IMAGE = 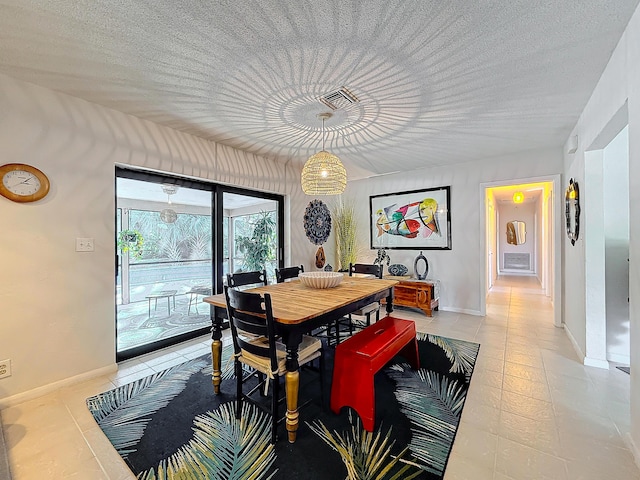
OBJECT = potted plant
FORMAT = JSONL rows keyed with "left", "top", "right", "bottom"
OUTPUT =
{"left": 117, "top": 229, "right": 144, "bottom": 259}
{"left": 235, "top": 211, "right": 276, "bottom": 271}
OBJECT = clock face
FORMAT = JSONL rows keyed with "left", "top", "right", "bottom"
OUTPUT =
{"left": 0, "top": 163, "right": 50, "bottom": 202}
{"left": 3, "top": 170, "right": 41, "bottom": 196}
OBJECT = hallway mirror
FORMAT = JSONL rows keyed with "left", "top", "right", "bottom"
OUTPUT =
{"left": 506, "top": 220, "right": 526, "bottom": 245}
{"left": 565, "top": 178, "right": 580, "bottom": 246}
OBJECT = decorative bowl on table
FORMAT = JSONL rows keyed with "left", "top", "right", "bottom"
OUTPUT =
{"left": 298, "top": 271, "right": 343, "bottom": 289}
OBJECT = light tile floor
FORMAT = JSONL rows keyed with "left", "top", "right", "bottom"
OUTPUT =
{"left": 1, "top": 275, "right": 639, "bottom": 479}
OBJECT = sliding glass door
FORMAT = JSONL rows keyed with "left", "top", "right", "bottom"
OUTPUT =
{"left": 222, "top": 191, "right": 280, "bottom": 284}
{"left": 115, "top": 168, "right": 284, "bottom": 361}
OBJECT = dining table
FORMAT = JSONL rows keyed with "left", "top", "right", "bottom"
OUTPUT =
{"left": 203, "top": 274, "right": 399, "bottom": 443}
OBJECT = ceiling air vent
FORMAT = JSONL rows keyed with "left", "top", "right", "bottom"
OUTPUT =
{"left": 319, "top": 87, "right": 359, "bottom": 110}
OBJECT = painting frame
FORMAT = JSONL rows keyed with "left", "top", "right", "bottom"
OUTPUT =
{"left": 370, "top": 186, "right": 452, "bottom": 250}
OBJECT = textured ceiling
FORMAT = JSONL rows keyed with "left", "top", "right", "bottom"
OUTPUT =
{"left": 1, "top": 1, "right": 638, "bottom": 180}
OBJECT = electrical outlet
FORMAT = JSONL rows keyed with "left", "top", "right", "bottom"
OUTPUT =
{"left": 76, "top": 237, "right": 95, "bottom": 252}
{"left": 0, "top": 359, "right": 11, "bottom": 379}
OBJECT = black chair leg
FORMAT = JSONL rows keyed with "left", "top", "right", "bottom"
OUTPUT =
{"left": 258, "top": 372, "right": 267, "bottom": 396}
{"left": 235, "top": 361, "right": 243, "bottom": 419}
{"left": 319, "top": 351, "right": 325, "bottom": 410}
{"left": 271, "top": 377, "right": 279, "bottom": 444}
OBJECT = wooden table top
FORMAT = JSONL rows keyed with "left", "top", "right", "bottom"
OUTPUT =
{"left": 203, "top": 276, "right": 398, "bottom": 325}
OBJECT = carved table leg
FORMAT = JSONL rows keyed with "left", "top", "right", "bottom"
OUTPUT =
{"left": 285, "top": 344, "right": 300, "bottom": 443}
{"left": 285, "top": 370, "right": 300, "bottom": 443}
{"left": 211, "top": 309, "right": 224, "bottom": 394}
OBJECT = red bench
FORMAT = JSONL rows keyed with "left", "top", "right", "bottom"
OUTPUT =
{"left": 330, "top": 316, "right": 420, "bottom": 431}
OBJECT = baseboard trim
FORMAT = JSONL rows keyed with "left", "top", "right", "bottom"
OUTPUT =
{"left": 564, "top": 325, "right": 586, "bottom": 361}
{"left": 499, "top": 270, "right": 535, "bottom": 276}
{"left": 584, "top": 356, "right": 610, "bottom": 369}
{"left": 625, "top": 432, "right": 640, "bottom": 471}
{"left": 392, "top": 305, "right": 483, "bottom": 317}
{"left": 563, "top": 325, "right": 610, "bottom": 369}
{"left": 0, "top": 364, "right": 117, "bottom": 409}
{"left": 606, "top": 352, "right": 630, "bottom": 364}
{"left": 438, "top": 306, "right": 483, "bottom": 316}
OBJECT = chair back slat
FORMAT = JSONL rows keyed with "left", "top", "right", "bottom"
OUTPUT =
{"left": 275, "top": 265, "right": 304, "bottom": 283}
{"left": 233, "top": 312, "right": 268, "bottom": 335}
{"left": 349, "top": 263, "right": 383, "bottom": 279}
{"left": 224, "top": 286, "right": 278, "bottom": 370}
{"left": 227, "top": 270, "right": 268, "bottom": 289}
{"left": 235, "top": 333, "right": 270, "bottom": 358}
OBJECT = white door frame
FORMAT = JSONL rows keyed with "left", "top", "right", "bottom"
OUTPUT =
{"left": 582, "top": 104, "right": 629, "bottom": 369}
{"left": 479, "top": 175, "right": 562, "bottom": 328}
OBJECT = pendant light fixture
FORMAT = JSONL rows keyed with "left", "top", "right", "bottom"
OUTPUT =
{"left": 301, "top": 112, "right": 347, "bottom": 195}
{"left": 160, "top": 184, "right": 178, "bottom": 223}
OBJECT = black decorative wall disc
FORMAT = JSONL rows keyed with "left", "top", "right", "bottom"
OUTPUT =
{"left": 304, "top": 199, "right": 332, "bottom": 245}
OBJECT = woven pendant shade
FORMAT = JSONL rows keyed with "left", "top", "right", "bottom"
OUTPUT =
{"left": 301, "top": 150, "right": 347, "bottom": 195}
{"left": 301, "top": 113, "right": 347, "bottom": 195}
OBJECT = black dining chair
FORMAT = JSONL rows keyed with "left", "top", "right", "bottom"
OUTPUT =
{"left": 227, "top": 269, "right": 268, "bottom": 289}
{"left": 329, "top": 263, "right": 383, "bottom": 345}
{"left": 224, "top": 286, "right": 323, "bottom": 444}
{"left": 343, "top": 263, "right": 383, "bottom": 333}
{"left": 275, "top": 265, "right": 304, "bottom": 283}
{"left": 349, "top": 263, "right": 383, "bottom": 280}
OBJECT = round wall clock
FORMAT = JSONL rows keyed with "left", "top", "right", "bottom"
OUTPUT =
{"left": 0, "top": 163, "right": 50, "bottom": 203}
{"left": 303, "top": 199, "right": 332, "bottom": 245}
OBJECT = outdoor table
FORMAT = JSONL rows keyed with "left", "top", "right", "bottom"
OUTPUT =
{"left": 146, "top": 290, "right": 177, "bottom": 317}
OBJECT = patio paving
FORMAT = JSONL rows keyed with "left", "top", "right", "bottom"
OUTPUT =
{"left": 117, "top": 293, "right": 212, "bottom": 352}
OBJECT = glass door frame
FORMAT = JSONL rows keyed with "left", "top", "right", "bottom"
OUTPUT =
{"left": 213, "top": 184, "right": 285, "bottom": 295}
{"left": 115, "top": 167, "right": 284, "bottom": 361}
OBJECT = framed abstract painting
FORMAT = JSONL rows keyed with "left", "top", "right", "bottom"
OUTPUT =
{"left": 370, "top": 186, "right": 452, "bottom": 250}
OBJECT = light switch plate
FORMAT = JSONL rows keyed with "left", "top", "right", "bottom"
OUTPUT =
{"left": 76, "top": 237, "right": 94, "bottom": 252}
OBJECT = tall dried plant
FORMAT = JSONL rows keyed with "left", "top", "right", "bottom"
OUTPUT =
{"left": 332, "top": 198, "right": 359, "bottom": 271}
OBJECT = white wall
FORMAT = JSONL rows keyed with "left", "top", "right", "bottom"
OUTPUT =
{"left": 497, "top": 202, "right": 536, "bottom": 273}
{"left": 0, "top": 73, "right": 317, "bottom": 403}
{"left": 344, "top": 150, "right": 562, "bottom": 315}
{"left": 563, "top": 2, "right": 640, "bottom": 461}
{"left": 604, "top": 126, "right": 630, "bottom": 363}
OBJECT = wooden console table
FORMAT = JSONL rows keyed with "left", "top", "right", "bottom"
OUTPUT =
{"left": 383, "top": 276, "right": 439, "bottom": 317}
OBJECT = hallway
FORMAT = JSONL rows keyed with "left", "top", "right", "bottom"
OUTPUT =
{"left": 1, "top": 275, "right": 638, "bottom": 479}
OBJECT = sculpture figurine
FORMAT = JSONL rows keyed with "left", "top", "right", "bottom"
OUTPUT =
{"left": 373, "top": 248, "right": 390, "bottom": 275}
{"left": 414, "top": 251, "right": 429, "bottom": 280}
{"left": 315, "top": 246, "right": 326, "bottom": 268}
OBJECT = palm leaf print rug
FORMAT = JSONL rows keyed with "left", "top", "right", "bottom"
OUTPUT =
{"left": 87, "top": 332, "right": 479, "bottom": 479}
